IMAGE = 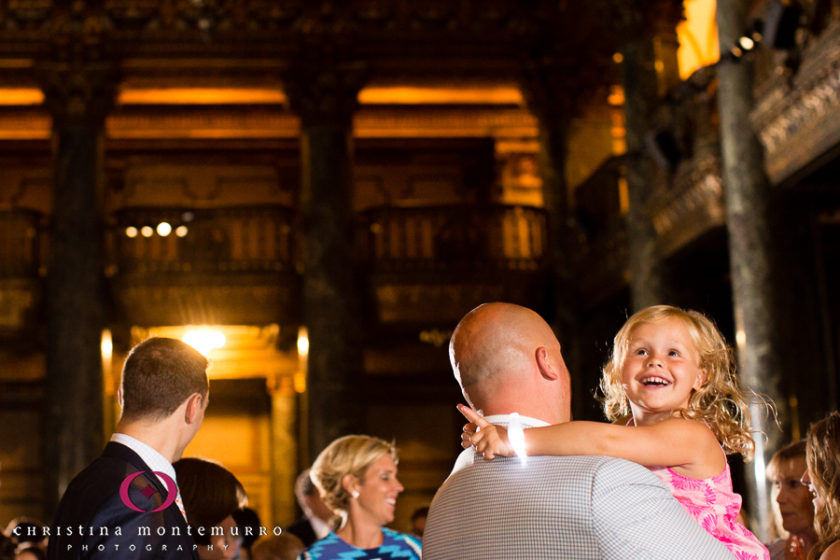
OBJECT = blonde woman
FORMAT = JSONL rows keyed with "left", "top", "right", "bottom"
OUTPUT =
{"left": 462, "top": 304, "right": 768, "bottom": 559}
{"left": 299, "top": 435, "right": 420, "bottom": 560}
{"left": 803, "top": 411, "right": 840, "bottom": 560}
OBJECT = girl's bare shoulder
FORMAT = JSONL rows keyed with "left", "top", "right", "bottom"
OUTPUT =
{"left": 819, "top": 540, "right": 840, "bottom": 560}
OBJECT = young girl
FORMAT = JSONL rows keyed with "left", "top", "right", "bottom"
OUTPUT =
{"left": 460, "top": 304, "right": 769, "bottom": 560}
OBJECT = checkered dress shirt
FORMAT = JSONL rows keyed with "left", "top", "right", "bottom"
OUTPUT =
{"left": 423, "top": 415, "right": 736, "bottom": 560}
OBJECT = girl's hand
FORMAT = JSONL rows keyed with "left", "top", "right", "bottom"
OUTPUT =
{"left": 457, "top": 404, "right": 515, "bottom": 460}
{"left": 461, "top": 422, "right": 478, "bottom": 449}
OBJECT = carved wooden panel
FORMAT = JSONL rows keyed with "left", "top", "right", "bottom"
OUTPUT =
{"left": 752, "top": 20, "right": 840, "bottom": 184}
{"left": 649, "top": 150, "right": 726, "bottom": 257}
{"left": 112, "top": 163, "right": 291, "bottom": 209}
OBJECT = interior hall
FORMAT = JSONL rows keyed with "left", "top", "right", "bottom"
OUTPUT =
{"left": 0, "top": 0, "right": 837, "bottom": 543}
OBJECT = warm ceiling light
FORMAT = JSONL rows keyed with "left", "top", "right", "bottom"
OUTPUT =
{"left": 0, "top": 88, "right": 44, "bottom": 105}
{"left": 125, "top": 226, "right": 138, "bottom": 238}
{"left": 118, "top": 87, "right": 287, "bottom": 105}
{"left": 140, "top": 226, "right": 154, "bottom": 237}
{"left": 175, "top": 225, "right": 189, "bottom": 237}
{"left": 182, "top": 328, "right": 226, "bottom": 357}
{"left": 739, "top": 36, "right": 755, "bottom": 51}
{"left": 358, "top": 86, "right": 523, "bottom": 105}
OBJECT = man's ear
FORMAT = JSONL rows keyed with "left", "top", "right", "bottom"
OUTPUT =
{"left": 184, "top": 392, "right": 205, "bottom": 424}
{"left": 535, "top": 346, "right": 560, "bottom": 380}
{"left": 117, "top": 387, "right": 124, "bottom": 408}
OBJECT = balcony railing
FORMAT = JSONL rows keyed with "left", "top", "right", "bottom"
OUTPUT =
{"left": 357, "top": 204, "right": 548, "bottom": 274}
{"left": 108, "top": 205, "right": 298, "bottom": 276}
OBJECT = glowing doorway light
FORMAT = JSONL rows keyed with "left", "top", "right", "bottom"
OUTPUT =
{"left": 297, "top": 327, "right": 309, "bottom": 358}
{"left": 101, "top": 330, "right": 113, "bottom": 360}
{"left": 182, "top": 328, "right": 226, "bottom": 357}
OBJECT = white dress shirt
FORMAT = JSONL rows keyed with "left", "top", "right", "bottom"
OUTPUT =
{"left": 110, "top": 432, "right": 187, "bottom": 521}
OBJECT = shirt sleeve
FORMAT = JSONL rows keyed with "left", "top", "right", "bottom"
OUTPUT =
{"left": 591, "top": 458, "right": 736, "bottom": 560}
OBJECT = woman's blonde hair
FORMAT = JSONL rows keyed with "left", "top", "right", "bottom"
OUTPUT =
{"left": 806, "top": 411, "right": 840, "bottom": 560}
{"left": 600, "top": 304, "right": 755, "bottom": 460}
{"left": 309, "top": 434, "right": 397, "bottom": 514}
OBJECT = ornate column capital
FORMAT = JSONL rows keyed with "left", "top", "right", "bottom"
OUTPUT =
{"left": 33, "top": 1, "right": 119, "bottom": 129}
{"left": 35, "top": 59, "right": 120, "bottom": 129}
{"left": 609, "top": 0, "right": 684, "bottom": 42}
{"left": 283, "top": 49, "right": 368, "bottom": 128}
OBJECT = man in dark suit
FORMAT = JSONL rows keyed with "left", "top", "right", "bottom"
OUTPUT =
{"left": 283, "top": 469, "right": 334, "bottom": 547}
{"left": 47, "top": 337, "right": 210, "bottom": 559}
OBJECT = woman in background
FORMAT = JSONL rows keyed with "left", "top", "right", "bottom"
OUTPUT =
{"left": 174, "top": 457, "right": 248, "bottom": 560}
{"left": 298, "top": 435, "right": 420, "bottom": 560}
{"left": 766, "top": 440, "right": 817, "bottom": 560}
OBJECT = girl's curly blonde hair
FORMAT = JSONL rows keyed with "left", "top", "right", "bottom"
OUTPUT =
{"left": 599, "top": 304, "right": 755, "bottom": 460}
{"left": 806, "top": 411, "right": 840, "bottom": 560}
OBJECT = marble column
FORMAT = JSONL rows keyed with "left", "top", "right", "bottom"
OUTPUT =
{"left": 716, "top": 0, "right": 785, "bottom": 541}
{"left": 285, "top": 59, "right": 366, "bottom": 462}
{"left": 36, "top": 58, "right": 118, "bottom": 511}
{"left": 620, "top": 38, "right": 669, "bottom": 310}
{"left": 519, "top": 66, "right": 583, "bottom": 418}
{"left": 268, "top": 376, "right": 298, "bottom": 526}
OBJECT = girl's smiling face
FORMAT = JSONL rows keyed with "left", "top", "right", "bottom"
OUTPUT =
{"left": 620, "top": 317, "right": 706, "bottom": 423}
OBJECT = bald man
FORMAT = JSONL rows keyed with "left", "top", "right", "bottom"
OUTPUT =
{"left": 423, "top": 303, "right": 734, "bottom": 560}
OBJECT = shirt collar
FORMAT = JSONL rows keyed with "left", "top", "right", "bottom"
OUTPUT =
{"left": 110, "top": 432, "right": 178, "bottom": 487}
{"left": 307, "top": 512, "right": 332, "bottom": 540}
{"left": 482, "top": 413, "right": 550, "bottom": 428}
{"left": 449, "top": 413, "right": 550, "bottom": 475}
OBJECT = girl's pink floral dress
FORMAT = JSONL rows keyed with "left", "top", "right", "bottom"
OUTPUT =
{"left": 649, "top": 461, "right": 770, "bottom": 560}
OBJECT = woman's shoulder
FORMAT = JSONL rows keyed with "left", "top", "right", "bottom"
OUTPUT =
{"left": 382, "top": 528, "right": 422, "bottom": 557}
{"left": 819, "top": 540, "right": 840, "bottom": 560}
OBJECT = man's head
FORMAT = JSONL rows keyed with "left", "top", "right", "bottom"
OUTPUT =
{"left": 294, "top": 468, "right": 334, "bottom": 523}
{"left": 449, "top": 302, "right": 570, "bottom": 423}
{"left": 119, "top": 337, "right": 209, "bottom": 423}
{"left": 410, "top": 506, "right": 429, "bottom": 538}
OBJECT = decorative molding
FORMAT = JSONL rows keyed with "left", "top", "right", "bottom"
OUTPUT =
{"left": 752, "top": 20, "right": 840, "bottom": 184}
{"left": 115, "top": 275, "right": 299, "bottom": 327}
{"left": 373, "top": 277, "right": 542, "bottom": 324}
{"left": 649, "top": 150, "right": 725, "bottom": 256}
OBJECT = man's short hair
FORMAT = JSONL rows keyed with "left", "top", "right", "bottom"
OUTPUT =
{"left": 120, "top": 337, "right": 209, "bottom": 422}
{"left": 294, "top": 469, "right": 317, "bottom": 507}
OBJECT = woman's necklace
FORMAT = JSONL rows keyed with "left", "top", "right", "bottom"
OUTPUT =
{"left": 787, "top": 535, "right": 808, "bottom": 560}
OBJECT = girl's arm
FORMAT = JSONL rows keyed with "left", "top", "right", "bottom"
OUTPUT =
{"left": 458, "top": 404, "right": 725, "bottom": 478}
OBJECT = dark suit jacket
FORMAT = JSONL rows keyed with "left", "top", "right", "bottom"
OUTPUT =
{"left": 284, "top": 517, "right": 318, "bottom": 548}
{"left": 47, "top": 442, "right": 197, "bottom": 560}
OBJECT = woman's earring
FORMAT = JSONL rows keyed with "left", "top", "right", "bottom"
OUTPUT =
{"left": 351, "top": 490, "right": 360, "bottom": 499}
